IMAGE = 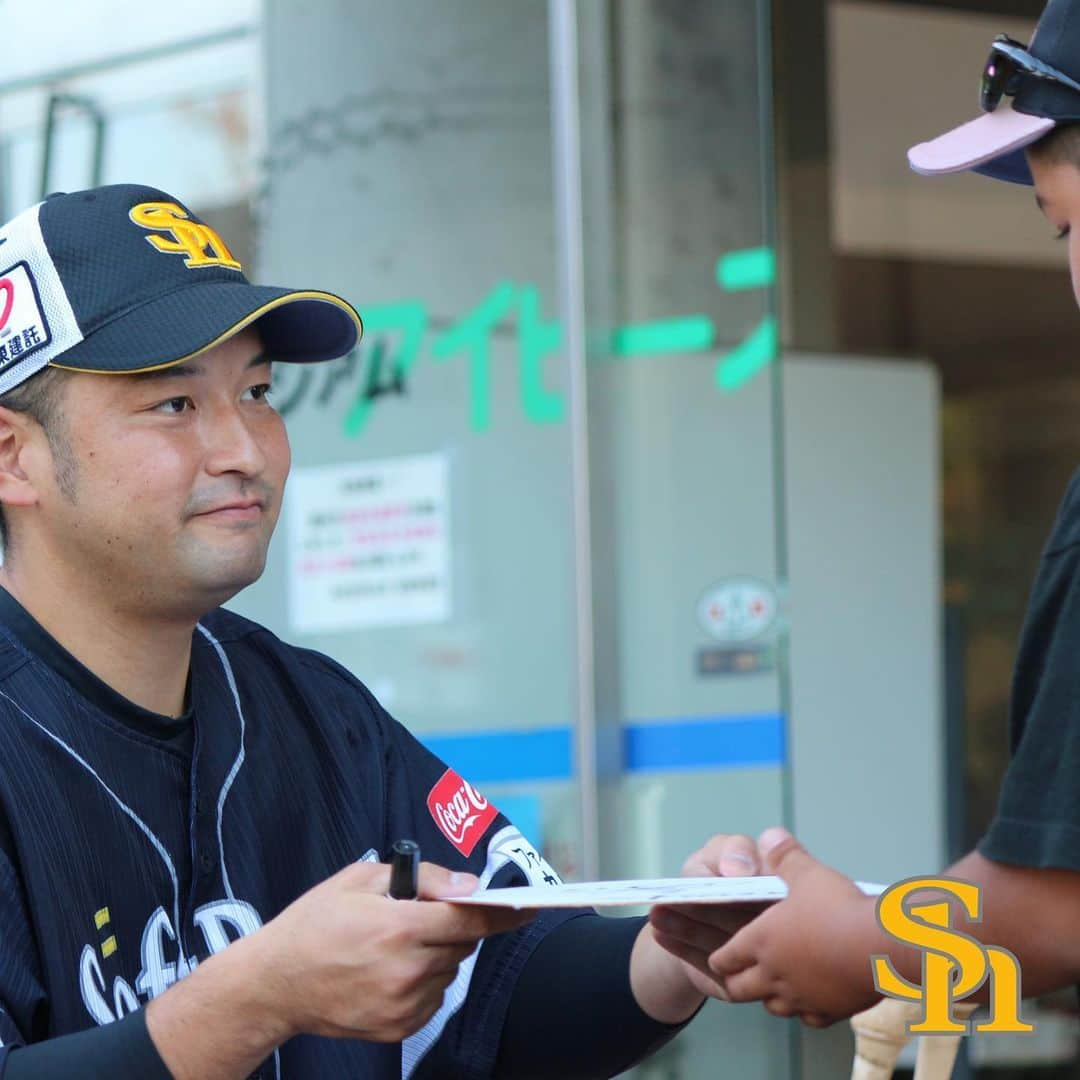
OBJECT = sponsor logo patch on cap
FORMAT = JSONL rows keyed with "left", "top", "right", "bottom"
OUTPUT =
{"left": 0, "top": 262, "right": 50, "bottom": 372}
{"left": 427, "top": 768, "right": 498, "bottom": 857}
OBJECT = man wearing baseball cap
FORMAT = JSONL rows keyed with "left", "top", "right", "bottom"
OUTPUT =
{"left": 0, "top": 183, "right": 754, "bottom": 1078}
{"left": 661, "top": 0, "right": 1080, "bottom": 1027}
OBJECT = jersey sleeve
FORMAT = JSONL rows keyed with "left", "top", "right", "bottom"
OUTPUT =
{"left": 0, "top": 1011, "right": 172, "bottom": 1080}
{"left": 0, "top": 1011, "right": 24, "bottom": 1077}
{"left": 354, "top": 683, "right": 589, "bottom": 1080}
{"left": 493, "top": 914, "right": 696, "bottom": 1079}
{"left": 978, "top": 536, "right": 1080, "bottom": 871}
{"left": 0, "top": 834, "right": 46, "bottom": 1069}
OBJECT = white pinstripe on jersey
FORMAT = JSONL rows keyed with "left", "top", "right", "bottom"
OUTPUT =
{"left": 0, "top": 685, "right": 188, "bottom": 972}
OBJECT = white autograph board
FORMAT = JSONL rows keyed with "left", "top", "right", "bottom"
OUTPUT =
{"left": 444, "top": 875, "right": 885, "bottom": 909}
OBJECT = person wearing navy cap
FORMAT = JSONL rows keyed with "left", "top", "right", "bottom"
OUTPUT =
{"left": 656, "top": 0, "right": 1080, "bottom": 1028}
{"left": 0, "top": 184, "right": 759, "bottom": 1078}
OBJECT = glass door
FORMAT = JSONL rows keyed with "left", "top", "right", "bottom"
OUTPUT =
{"left": 245, "top": 1, "right": 792, "bottom": 1075}
{"left": 565, "top": 2, "right": 793, "bottom": 1076}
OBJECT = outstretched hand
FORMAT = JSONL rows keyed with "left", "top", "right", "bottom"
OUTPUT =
{"left": 646, "top": 832, "right": 768, "bottom": 1003}
{"left": 707, "top": 827, "right": 880, "bottom": 1025}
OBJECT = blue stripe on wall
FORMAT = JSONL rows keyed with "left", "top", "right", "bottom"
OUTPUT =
{"left": 421, "top": 712, "right": 785, "bottom": 784}
{"left": 421, "top": 727, "right": 573, "bottom": 784}
{"left": 624, "top": 713, "right": 785, "bottom": 773}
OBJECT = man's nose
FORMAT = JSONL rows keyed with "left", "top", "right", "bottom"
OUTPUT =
{"left": 203, "top": 404, "right": 267, "bottom": 477}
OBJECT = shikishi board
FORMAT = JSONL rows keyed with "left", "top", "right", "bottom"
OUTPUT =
{"left": 444, "top": 875, "right": 885, "bottom": 909}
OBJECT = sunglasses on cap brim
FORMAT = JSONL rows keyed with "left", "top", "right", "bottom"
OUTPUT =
{"left": 981, "top": 34, "right": 1080, "bottom": 112}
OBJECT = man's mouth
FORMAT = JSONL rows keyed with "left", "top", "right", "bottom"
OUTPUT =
{"left": 193, "top": 499, "right": 266, "bottom": 522}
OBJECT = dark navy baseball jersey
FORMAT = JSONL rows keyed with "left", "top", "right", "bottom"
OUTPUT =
{"left": 0, "top": 588, "right": 581, "bottom": 1079}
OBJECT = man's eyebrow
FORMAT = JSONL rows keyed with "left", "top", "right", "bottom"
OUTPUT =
{"left": 130, "top": 362, "right": 203, "bottom": 382}
{"left": 128, "top": 353, "right": 271, "bottom": 382}
{"left": 1036, "top": 193, "right": 1049, "bottom": 213}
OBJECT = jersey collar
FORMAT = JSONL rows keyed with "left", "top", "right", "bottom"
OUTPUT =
{"left": 0, "top": 586, "right": 194, "bottom": 745}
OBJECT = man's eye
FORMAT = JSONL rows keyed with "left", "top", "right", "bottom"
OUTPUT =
{"left": 1057, "top": 224, "right": 1071, "bottom": 241}
{"left": 244, "top": 383, "right": 273, "bottom": 402}
{"left": 156, "top": 396, "right": 192, "bottom": 414}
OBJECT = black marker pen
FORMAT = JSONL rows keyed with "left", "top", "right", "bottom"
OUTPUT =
{"left": 388, "top": 839, "right": 420, "bottom": 900}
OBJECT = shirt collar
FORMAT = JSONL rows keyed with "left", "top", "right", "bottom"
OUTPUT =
{"left": 0, "top": 585, "right": 194, "bottom": 742}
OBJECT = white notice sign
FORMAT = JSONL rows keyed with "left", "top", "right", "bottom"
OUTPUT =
{"left": 288, "top": 454, "right": 450, "bottom": 632}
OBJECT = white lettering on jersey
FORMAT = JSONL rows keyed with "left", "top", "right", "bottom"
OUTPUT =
{"left": 79, "top": 898, "right": 263, "bottom": 1025}
{"left": 78, "top": 946, "right": 115, "bottom": 1027}
{"left": 113, "top": 978, "right": 139, "bottom": 1019}
{"left": 193, "top": 900, "right": 262, "bottom": 953}
{"left": 135, "top": 906, "right": 183, "bottom": 1001}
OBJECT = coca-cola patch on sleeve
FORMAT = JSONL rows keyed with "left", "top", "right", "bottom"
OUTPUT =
{"left": 427, "top": 768, "right": 499, "bottom": 857}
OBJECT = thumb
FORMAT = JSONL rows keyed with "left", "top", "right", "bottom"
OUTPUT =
{"left": 758, "top": 827, "right": 813, "bottom": 881}
{"left": 417, "top": 861, "right": 479, "bottom": 900}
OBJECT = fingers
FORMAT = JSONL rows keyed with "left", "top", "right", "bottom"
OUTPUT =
{"left": 766, "top": 998, "right": 840, "bottom": 1025}
{"left": 765, "top": 997, "right": 796, "bottom": 1019}
{"left": 340, "top": 859, "right": 534, "bottom": 944}
{"left": 412, "top": 902, "right": 537, "bottom": 946}
{"left": 710, "top": 950, "right": 800, "bottom": 1013}
{"left": 340, "top": 859, "right": 481, "bottom": 901}
{"left": 757, "top": 827, "right": 813, "bottom": 881}
{"left": 718, "top": 964, "right": 775, "bottom": 1004}
{"left": 708, "top": 924, "right": 758, "bottom": 981}
{"left": 650, "top": 906, "right": 735, "bottom": 949}
{"left": 418, "top": 945, "right": 476, "bottom": 984}
{"left": 651, "top": 928, "right": 731, "bottom": 1002}
{"left": 683, "top": 833, "right": 760, "bottom": 878}
{"left": 436, "top": 940, "right": 480, "bottom": 968}
{"left": 457, "top": 905, "right": 537, "bottom": 939}
{"left": 657, "top": 901, "right": 768, "bottom": 934}
{"left": 649, "top": 927, "right": 707, "bottom": 971}
{"left": 340, "top": 860, "right": 392, "bottom": 894}
{"left": 416, "top": 862, "right": 479, "bottom": 900}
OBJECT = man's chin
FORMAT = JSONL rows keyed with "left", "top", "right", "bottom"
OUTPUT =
{"left": 199, "top": 574, "right": 263, "bottom": 610}
{"left": 179, "top": 553, "right": 269, "bottom": 614}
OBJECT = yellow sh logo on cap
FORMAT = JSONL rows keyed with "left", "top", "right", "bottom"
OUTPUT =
{"left": 129, "top": 202, "right": 241, "bottom": 271}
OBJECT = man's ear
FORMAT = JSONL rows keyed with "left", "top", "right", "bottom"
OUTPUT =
{"left": 0, "top": 406, "right": 41, "bottom": 510}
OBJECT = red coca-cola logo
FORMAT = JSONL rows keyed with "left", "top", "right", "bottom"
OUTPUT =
{"left": 426, "top": 769, "right": 498, "bottom": 857}
{"left": 0, "top": 280, "right": 13, "bottom": 331}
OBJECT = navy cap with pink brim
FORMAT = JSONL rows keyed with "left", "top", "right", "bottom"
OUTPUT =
{"left": 907, "top": 100, "right": 1055, "bottom": 185}
{"left": 907, "top": 0, "right": 1080, "bottom": 185}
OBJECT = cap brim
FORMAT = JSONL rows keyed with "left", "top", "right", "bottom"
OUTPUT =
{"left": 907, "top": 101, "right": 1055, "bottom": 186}
{"left": 49, "top": 280, "right": 363, "bottom": 375}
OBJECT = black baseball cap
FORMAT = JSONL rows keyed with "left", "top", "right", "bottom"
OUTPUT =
{"left": 908, "top": 0, "right": 1080, "bottom": 184}
{"left": 0, "top": 183, "right": 362, "bottom": 396}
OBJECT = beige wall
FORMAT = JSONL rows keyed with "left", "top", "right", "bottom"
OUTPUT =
{"left": 830, "top": 0, "right": 1060, "bottom": 265}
